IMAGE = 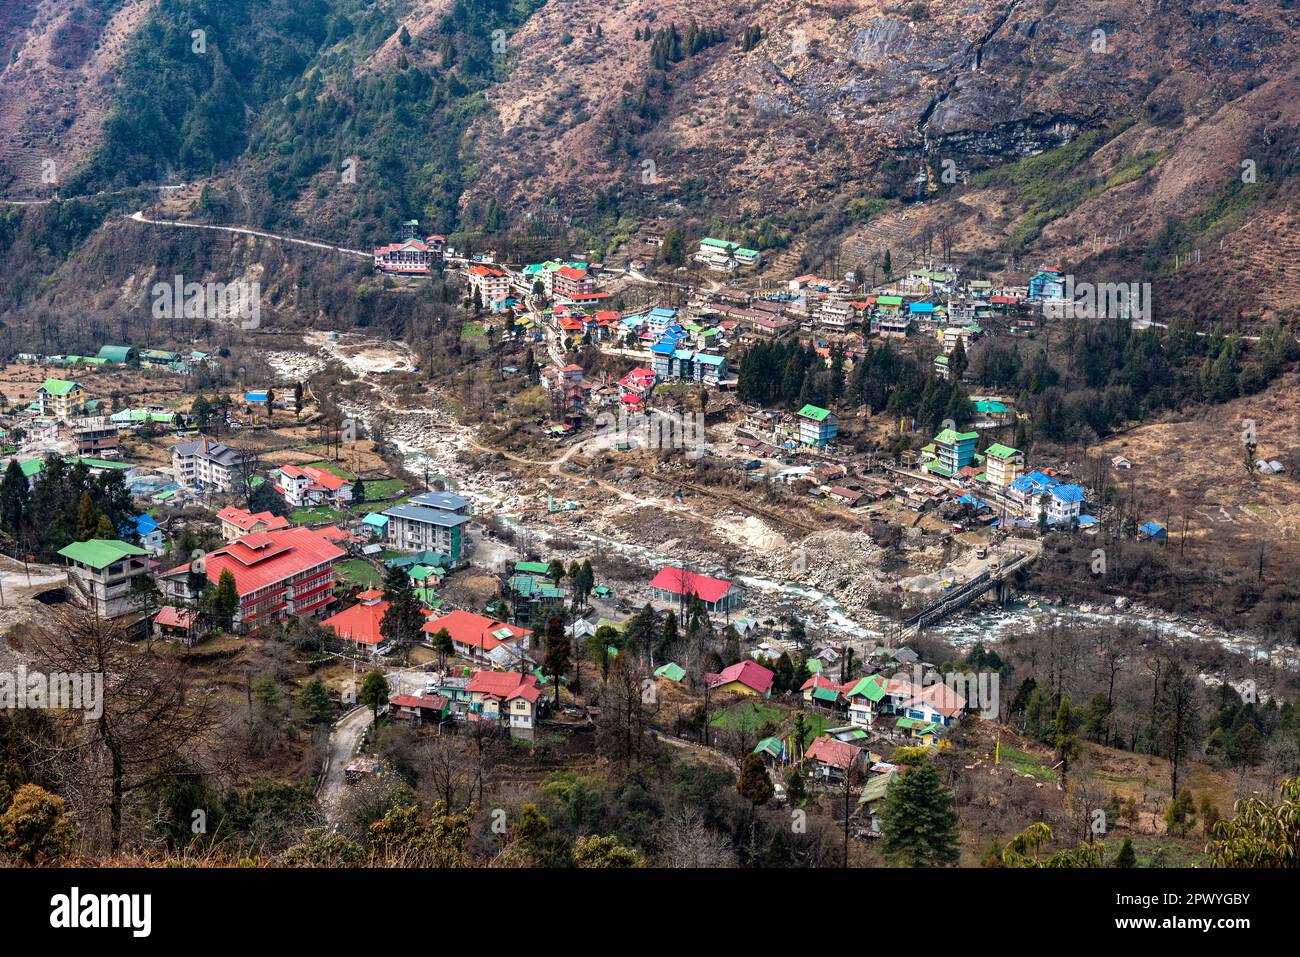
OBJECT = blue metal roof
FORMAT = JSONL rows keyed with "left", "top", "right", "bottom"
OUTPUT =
{"left": 381, "top": 504, "right": 470, "bottom": 527}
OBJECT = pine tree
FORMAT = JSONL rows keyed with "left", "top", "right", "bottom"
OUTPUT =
{"left": 542, "top": 613, "right": 569, "bottom": 708}
{"left": 878, "top": 760, "right": 959, "bottom": 866}
{"left": 209, "top": 568, "right": 240, "bottom": 630}
{"left": 381, "top": 564, "right": 425, "bottom": 664}
{"left": 1114, "top": 837, "right": 1137, "bottom": 868}
{"left": 297, "top": 678, "right": 335, "bottom": 724}
{"left": 75, "top": 491, "right": 102, "bottom": 541}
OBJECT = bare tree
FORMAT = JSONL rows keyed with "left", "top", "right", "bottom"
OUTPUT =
{"left": 19, "top": 602, "right": 219, "bottom": 851}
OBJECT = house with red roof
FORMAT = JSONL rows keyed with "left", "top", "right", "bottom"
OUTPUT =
{"left": 159, "top": 526, "right": 345, "bottom": 632}
{"left": 706, "top": 660, "right": 773, "bottom": 697}
{"left": 466, "top": 264, "right": 511, "bottom": 310}
{"left": 373, "top": 235, "right": 444, "bottom": 275}
{"left": 321, "top": 590, "right": 390, "bottom": 654}
{"left": 552, "top": 265, "right": 596, "bottom": 303}
{"left": 389, "top": 693, "right": 451, "bottom": 724}
{"left": 465, "top": 670, "right": 544, "bottom": 733}
{"left": 153, "top": 606, "right": 199, "bottom": 644}
{"left": 649, "top": 565, "right": 743, "bottom": 613}
{"left": 275, "top": 464, "right": 354, "bottom": 509}
{"left": 617, "top": 367, "right": 657, "bottom": 406}
{"left": 217, "top": 505, "right": 291, "bottom": 541}
{"left": 804, "top": 734, "right": 868, "bottom": 782}
{"left": 421, "top": 609, "right": 532, "bottom": 667}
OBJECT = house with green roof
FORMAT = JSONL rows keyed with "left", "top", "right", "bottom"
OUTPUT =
{"left": 37, "top": 378, "right": 85, "bottom": 422}
{"left": 983, "top": 443, "right": 1024, "bottom": 487}
{"left": 796, "top": 404, "right": 839, "bottom": 447}
{"left": 655, "top": 662, "right": 686, "bottom": 683}
{"left": 57, "top": 539, "right": 151, "bottom": 619}
{"left": 932, "top": 428, "right": 979, "bottom": 476}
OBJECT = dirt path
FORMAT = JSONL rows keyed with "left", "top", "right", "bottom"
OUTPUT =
{"left": 126, "top": 210, "right": 372, "bottom": 259}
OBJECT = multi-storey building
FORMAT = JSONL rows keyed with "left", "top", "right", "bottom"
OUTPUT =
{"left": 58, "top": 539, "right": 151, "bottom": 619}
{"left": 172, "top": 436, "right": 247, "bottom": 492}
{"left": 160, "top": 527, "right": 345, "bottom": 632}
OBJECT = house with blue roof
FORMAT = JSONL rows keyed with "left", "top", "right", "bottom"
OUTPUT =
{"left": 1138, "top": 520, "right": 1167, "bottom": 541}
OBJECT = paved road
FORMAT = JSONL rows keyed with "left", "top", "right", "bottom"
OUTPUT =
{"left": 317, "top": 669, "right": 433, "bottom": 824}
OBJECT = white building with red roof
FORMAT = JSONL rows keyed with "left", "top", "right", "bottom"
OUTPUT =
{"left": 373, "top": 236, "right": 444, "bottom": 275}
{"left": 275, "top": 464, "right": 354, "bottom": 509}
{"left": 421, "top": 609, "right": 532, "bottom": 666}
{"left": 465, "top": 670, "right": 544, "bottom": 732}
{"left": 649, "top": 565, "right": 743, "bottom": 613}
{"left": 466, "top": 264, "right": 512, "bottom": 310}
{"left": 160, "top": 527, "right": 345, "bottom": 632}
{"left": 217, "top": 505, "right": 291, "bottom": 541}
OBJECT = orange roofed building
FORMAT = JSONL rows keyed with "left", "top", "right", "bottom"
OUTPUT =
{"left": 160, "top": 527, "right": 345, "bottom": 633}
{"left": 422, "top": 609, "right": 532, "bottom": 667}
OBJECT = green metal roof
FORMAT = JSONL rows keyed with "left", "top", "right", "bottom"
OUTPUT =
{"left": 934, "top": 428, "right": 979, "bottom": 444}
{"left": 39, "top": 378, "right": 79, "bottom": 396}
{"left": 654, "top": 662, "right": 686, "bottom": 682}
{"left": 57, "top": 539, "right": 149, "bottom": 569}
{"left": 797, "top": 404, "right": 834, "bottom": 422}
{"left": 812, "top": 686, "right": 840, "bottom": 702}
{"left": 845, "top": 674, "right": 888, "bottom": 702}
{"left": 515, "top": 561, "right": 551, "bottom": 575}
{"left": 984, "top": 443, "right": 1021, "bottom": 460}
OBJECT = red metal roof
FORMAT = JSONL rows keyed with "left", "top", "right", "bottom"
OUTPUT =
{"left": 707, "top": 660, "right": 773, "bottom": 695}
{"left": 217, "top": 505, "right": 290, "bottom": 532}
{"left": 649, "top": 565, "right": 734, "bottom": 604}
{"left": 322, "top": 599, "right": 389, "bottom": 645}
{"left": 197, "top": 527, "right": 346, "bottom": 597}
{"left": 466, "top": 670, "right": 540, "bottom": 700}
{"left": 806, "top": 735, "right": 858, "bottom": 769}
{"left": 421, "top": 610, "right": 530, "bottom": 652}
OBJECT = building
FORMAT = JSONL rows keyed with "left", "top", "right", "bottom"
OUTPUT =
{"left": 321, "top": 591, "right": 389, "bottom": 654}
{"left": 217, "top": 505, "right": 291, "bottom": 541}
{"left": 57, "top": 539, "right": 151, "bottom": 619}
{"left": 983, "top": 443, "right": 1024, "bottom": 487}
{"left": 804, "top": 735, "right": 866, "bottom": 783}
{"left": 373, "top": 234, "right": 444, "bottom": 275}
{"left": 172, "top": 436, "right": 247, "bottom": 492}
{"left": 73, "top": 417, "right": 119, "bottom": 458}
{"left": 929, "top": 428, "right": 979, "bottom": 477}
{"left": 1027, "top": 267, "right": 1065, "bottom": 303}
{"left": 933, "top": 354, "right": 950, "bottom": 381}
{"left": 466, "top": 264, "right": 511, "bottom": 310}
{"left": 408, "top": 490, "right": 471, "bottom": 515}
{"left": 389, "top": 693, "right": 451, "bottom": 725}
{"left": 465, "top": 670, "right": 544, "bottom": 734}
{"left": 706, "top": 660, "right": 774, "bottom": 697}
{"left": 37, "top": 378, "right": 84, "bottom": 422}
{"left": 160, "top": 527, "right": 345, "bottom": 632}
{"left": 153, "top": 606, "right": 198, "bottom": 643}
{"left": 382, "top": 502, "right": 470, "bottom": 564}
{"left": 552, "top": 265, "right": 595, "bottom": 302}
{"left": 421, "top": 609, "right": 532, "bottom": 666}
{"left": 97, "top": 345, "right": 135, "bottom": 364}
{"left": 796, "top": 404, "right": 839, "bottom": 447}
{"left": 648, "top": 565, "right": 743, "bottom": 613}
{"left": 1009, "top": 471, "right": 1086, "bottom": 525}
{"left": 275, "top": 464, "right": 354, "bottom": 509}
